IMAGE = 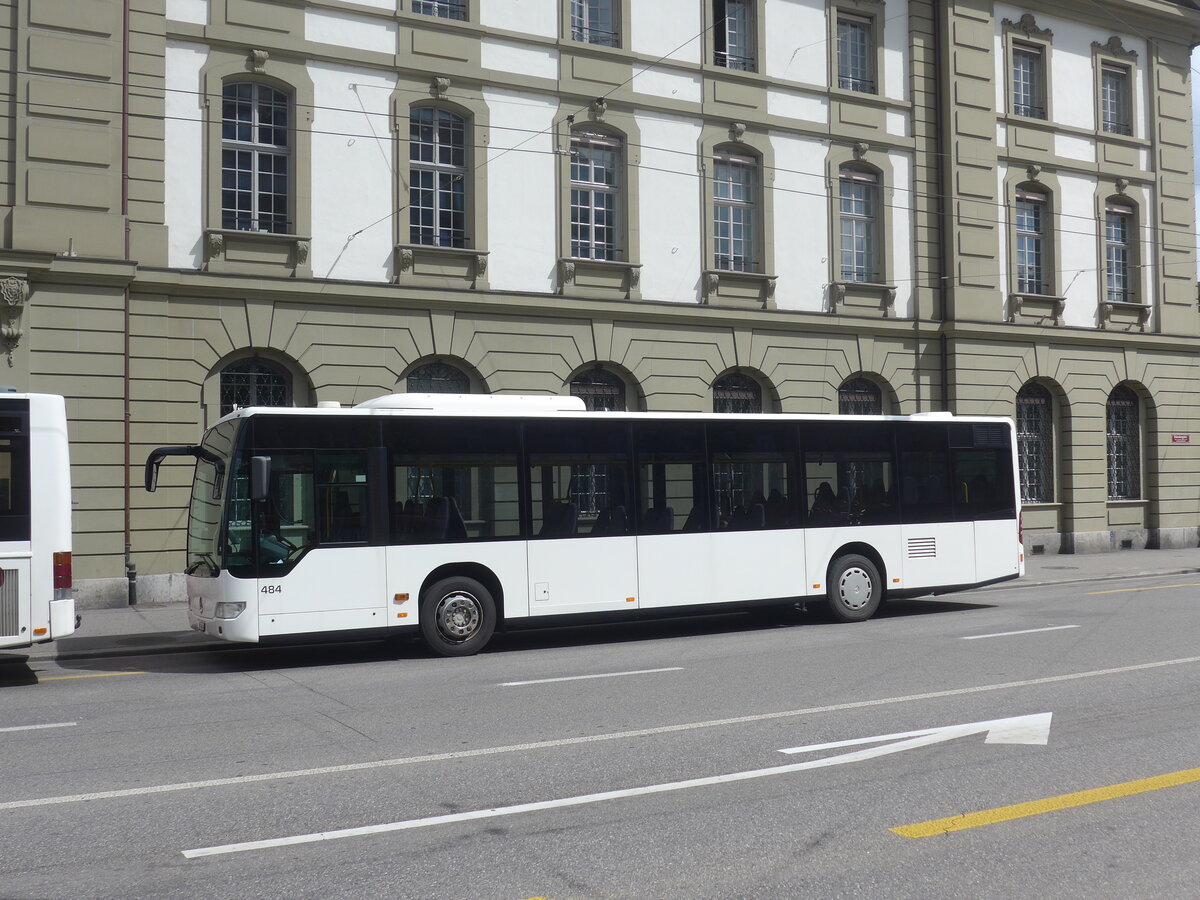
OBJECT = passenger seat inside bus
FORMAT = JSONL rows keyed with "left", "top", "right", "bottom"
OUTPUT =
{"left": 539, "top": 501, "right": 578, "bottom": 538}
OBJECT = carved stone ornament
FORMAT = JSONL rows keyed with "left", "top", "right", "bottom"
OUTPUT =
{"left": 765, "top": 277, "right": 777, "bottom": 300}
{"left": 249, "top": 49, "right": 269, "bottom": 75}
{"left": 474, "top": 254, "right": 488, "bottom": 276}
{"left": 431, "top": 76, "right": 451, "bottom": 100}
{"left": 295, "top": 240, "right": 310, "bottom": 266}
{"left": 852, "top": 141, "right": 869, "bottom": 160}
{"left": 830, "top": 282, "right": 847, "bottom": 310}
{"left": 704, "top": 272, "right": 721, "bottom": 296}
{"left": 398, "top": 247, "right": 414, "bottom": 273}
{"left": 0, "top": 277, "right": 28, "bottom": 365}
{"left": 588, "top": 98, "right": 607, "bottom": 121}
{"left": 560, "top": 260, "right": 576, "bottom": 284}
{"left": 1026, "top": 164, "right": 1042, "bottom": 182}
{"left": 629, "top": 266, "right": 641, "bottom": 288}
{"left": 1002, "top": 14, "right": 1052, "bottom": 40}
{"left": 1116, "top": 177, "right": 1130, "bottom": 195}
{"left": 206, "top": 232, "right": 224, "bottom": 258}
{"left": 1093, "top": 36, "right": 1137, "bottom": 61}
{"left": 1, "top": 276, "right": 28, "bottom": 309}
{"left": 729, "top": 122, "right": 747, "bottom": 143}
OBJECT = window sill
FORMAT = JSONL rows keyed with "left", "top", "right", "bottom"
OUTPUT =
{"left": 1106, "top": 498, "right": 1148, "bottom": 508}
{"left": 395, "top": 244, "right": 488, "bottom": 290}
{"left": 1007, "top": 292, "right": 1064, "bottom": 325}
{"left": 560, "top": 257, "right": 642, "bottom": 300}
{"left": 204, "top": 229, "right": 311, "bottom": 278}
{"left": 1100, "top": 300, "right": 1149, "bottom": 332}
{"left": 830, "top": 281, "right": 896, "bottom": 317}
{"left": 1020, "top": 502, "right": 1061, "bottom": 511}
{"left": 703, "top": 269, "right": 776, "bottom": 309}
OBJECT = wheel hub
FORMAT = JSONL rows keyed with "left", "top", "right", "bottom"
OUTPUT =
{"left": 838, "top": 567, "right": 872, "bottom": 611}
{"left": 437, "top": 592, "right": 481, "bottom": 641}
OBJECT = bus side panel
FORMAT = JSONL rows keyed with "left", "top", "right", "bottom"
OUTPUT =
{"left": 974, "top": 519, "right": 1021, "bottom": 583}
{"left": 0, "top": 558, "right": 31, "bottom": 649}
{"left": 528, "top": 536, "right": 638, "bottom": 615}
{"left": 385, "top": 541, "right": 530, "bottom": 624}
{"left": 30, "top": 394, "right": 74, "bottom": 640}
{"left": 708, "top": 529, "right": 806, "bottom": 604}
{"left": 899, "top": 523, "right": 976, "bottom": 590}
{"left": 637, "top": 533, "right": 714, "bottom": 609}
{"left": 259, "top": 547, "right": 387, "bottom": 637}
{"left": 803, "top": 526, "right": 901, "bottom": 595}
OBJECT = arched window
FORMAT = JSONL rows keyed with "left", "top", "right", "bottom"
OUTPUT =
{"left": 713, "top": 372, "right": 762, "bottom": 414}
{"left": 410, "top": 107, "right": 467, "bottom": 248}
{"left": 570, "top": 129, "right": 622, "bottom": 261}
{"left": 406, "top": 362, "right": 470, "bottom": 394}
{"left": 220, "top": 358, "right": 292, "bottom": 416}
{"left": 839, "top": 166, "right": 878, "bottom": 282}
{"left": 838, "top": 377, "right": 882, "bottom": 415}
{"left": 222, "top": 82, "right": 290, "bottom": 233}
{"left": 1017, "top": 382, "right": 1054, "bottom": 502}
{"left": 713, "top": 148, "right": 758, "bottom": 273}
{"left": 570, "top": 369, "right": 626, "bottom": 411}
{"left": 1106, "top": 385, "right": 1141, "bottom": 500}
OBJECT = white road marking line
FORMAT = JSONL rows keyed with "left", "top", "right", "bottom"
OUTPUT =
{"left": 500, "top": 667, "right": 683, "bottom": 686}
{"left": 0, "top": 722, "right": 76, "bottom": 734}
{"left": 7, "top": 653, "right": 1200, "bottom": 812}
{"left": 962, "top": 625, "right": 1080, "bottom": 641}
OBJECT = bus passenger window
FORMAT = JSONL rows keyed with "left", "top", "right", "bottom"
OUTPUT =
{"left": 634, "top": 422, "right": 706, "bottom": 534}
{"left": 316, "top": 452, "right": 368, "bottom": 545}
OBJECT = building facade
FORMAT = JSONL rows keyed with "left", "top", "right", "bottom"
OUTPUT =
{"left": 1, "top": 0, "right": 1199, "bottom": 603}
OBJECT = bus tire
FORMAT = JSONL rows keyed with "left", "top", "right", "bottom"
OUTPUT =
{"left": 826, "top": 554, "right": 882, "bottom": 623}
{"left": 420, "top": 576, "right": 497, "bottom": 657}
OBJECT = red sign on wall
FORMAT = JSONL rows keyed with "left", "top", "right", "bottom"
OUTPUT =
{"left": 1171, "top": 434, "right": 1191, "bottom": 443}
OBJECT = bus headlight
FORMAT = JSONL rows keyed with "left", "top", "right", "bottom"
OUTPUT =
{"left": 214, "top": 602, "right": 246, "bottom": 619}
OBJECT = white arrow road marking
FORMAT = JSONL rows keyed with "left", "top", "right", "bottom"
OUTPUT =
{"left": 181, "top": 713, "right": 1051, "bottom": 859}
{"left": 0, "top": 722, "right": 76, "bottom": 734}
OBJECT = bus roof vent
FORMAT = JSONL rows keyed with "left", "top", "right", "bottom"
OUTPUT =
{"left": 316, "top": 400, "right": 341, "bottom": 409}
{"left": 909, "top": 411, "right": 954, "bottom": 419}
{"left": 355, "top": 393, "right": 587, "bottom": 413}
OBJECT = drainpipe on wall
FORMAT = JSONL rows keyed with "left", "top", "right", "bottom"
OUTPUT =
{"left": 932, "top": 0, "right": 952, "bottom": 412}
{"left": 122, "top": 0, "right": 136, "bottom": 605}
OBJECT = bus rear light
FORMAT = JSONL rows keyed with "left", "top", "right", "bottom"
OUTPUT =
{"left": 214, "top": 602, "right": 246, "bottom": 619}
{"left": 53, "top": 552, "right": 72, "bottom": 591}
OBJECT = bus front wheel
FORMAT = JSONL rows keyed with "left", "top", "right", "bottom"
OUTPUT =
{"left": 420, "top": 576, "right": 497, "bottom": 657}
{"left": 826, "top": 554, "right": 882, "bottom": 623}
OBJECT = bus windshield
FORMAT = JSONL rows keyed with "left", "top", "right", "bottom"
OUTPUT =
{"left": 186, "top": 420, "right": 239, "bottom": 577}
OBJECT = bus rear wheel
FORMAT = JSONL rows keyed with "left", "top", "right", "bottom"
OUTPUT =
{"left": 420, "top": 576, "right": 497, "bottom": 657}
{"left": 826, "top": 554, "right": 882, "bottom": 623}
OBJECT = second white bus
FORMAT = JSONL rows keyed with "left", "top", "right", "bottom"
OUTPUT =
{"left": 146, "top": 394, "right": 1022, "bottom": 656}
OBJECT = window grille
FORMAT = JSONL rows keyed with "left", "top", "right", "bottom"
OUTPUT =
{"left": 406, "top": 362, "right": 470, "bottom": 394}
{"left": 571, "top": 0, "right": 618, "bottom": 46}
{"left": 713, "top": 373, "right": 762, "bottom": 414}
{"left": 1016, "top": 382, "right": 1053, "bottom": 502}
{"left": 1106, "top": 385, "right": 1140, "bottom": 500}
{"left": 714, "top": 0, "right": 755, "bottom": 71}
{"left": 1101, "top": 65, "right": 1131, "bottom": 135}
{"left": 221, "top": 83, "right": 290, "bottom": 233}
{"left": 1105, "top": 203, "right": 1133, "bottom": 302}
{"left": 838, "top": 377, "right": 882, "bottom": 416}
{"left": 839, "top": 169, "right": 877, "bottom": 283}
{"left": 410, "top": 107, "right": 467, "bottom": 248}
{"left": 412, "top": 0, "right": 467, "bottom": 20}
{"left": 713, "top": 151, "right": 757, "bottom": 273}
{"left": 1012, "top": 46, "right": 1045, "bottom": 118}
{"left": 570, "top": 131, "right": 620, "bottom": 261}
{"left": 570, "top": 369, "right": 626, "bottom": 412}
{"left": 1015, "top": 188, "right": 1046, "bottom": 294}
{"left": 837, "top": 16, "right": 875, "bottom": 93}
{"left": 220, "top": 358, "right": 291, "bottom": 416}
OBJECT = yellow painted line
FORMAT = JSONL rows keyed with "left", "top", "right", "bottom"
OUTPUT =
{"left": 1084, "top": 583, "right": 1200, "bottom": 595}
{"left": 892, "top": 766, "right": 1200, "bottom": 838}
{"left": 38, "top": 671, "right": 147, "bottom": 682}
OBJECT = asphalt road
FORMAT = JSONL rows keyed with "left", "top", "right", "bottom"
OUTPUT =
{"left": 4, "top": 572, "right": 1200, "bottom": 899}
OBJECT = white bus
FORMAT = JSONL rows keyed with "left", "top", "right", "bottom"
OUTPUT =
{"left": 0, "top": 392, "right": 76, "bottom": 650}
{"left": 146, "top": 394, "right": 1022, "bottom": 656}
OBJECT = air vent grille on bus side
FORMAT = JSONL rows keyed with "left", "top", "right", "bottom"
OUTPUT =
{"left": 973, "top": 424, "right": 1007, "bottom": 447}
{"left": 907, "top": 538, "right": 937, "bottom": 559}
{"left": 0, "top": 569, "right": 18, "bottom": 637}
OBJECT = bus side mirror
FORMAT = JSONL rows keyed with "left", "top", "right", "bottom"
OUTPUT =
{"left": 145, "top": 458, "right": 162, "bottom": 493}
{"left": 250, "top": 456, "right": 271, "bottom": 501}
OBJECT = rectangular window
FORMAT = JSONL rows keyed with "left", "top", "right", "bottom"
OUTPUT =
{"left": 409, "top": 108, "right": 468, "bottom": 248}
{"left": 1012, "top": 46, "right": 1045, "bottom": 119}
{"left": 714, "top": 0, "right": 755, "bottom": 71}
{"left": 839, "top": 170, "right": 877, "bottom": 282}
{"left": 634, "top": 422, "right": 707, "bottom": 534}
{"left": 837, "top": 15, "right": 875, "bottom": 93}
{"left": 385, "top": 418, "right": 521, "bottom": 543}
{"left": 803, "top": 422, "right": 897, "bottom": 528}
{"left": 1015, "top": 189, "right": 1046, "bottom": 294}
{"left": 713, "top": 152, "right": 757, "bottom": 272}
{"left": 571, "top": 0, "right": 618, "bottom": 46}
{"left": 1105, "top": 203, "right": 1133, "bottom": 303}
{"left": 527, "top": 420, "right": 631, "bottom": 538}
{"left": 412, "top": 0, "right": 467, "bottom": 20}
{"left": 1100, "top": 64, "right": 1131, "bottom": 135}
{"left": 0, "top": 405, "right": 30, "bottom": 542}
{"left": 571, "top": 133, "right": 620, "bottom": 261}
{"left": 707, "top": 421, "right": 798, "bottom": 531}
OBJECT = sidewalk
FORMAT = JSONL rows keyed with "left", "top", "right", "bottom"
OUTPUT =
{"left": 19, "top": 546, "right": 1200, "bottom": 662}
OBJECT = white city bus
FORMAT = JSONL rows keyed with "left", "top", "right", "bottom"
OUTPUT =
{"left": 146, "top": 394, "right": 1022, "bottom": 656}
{"left": 0, "top": 392, "right": 76, "bottom": 650}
